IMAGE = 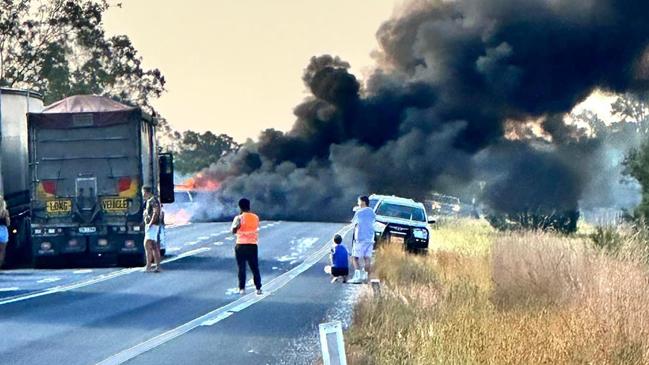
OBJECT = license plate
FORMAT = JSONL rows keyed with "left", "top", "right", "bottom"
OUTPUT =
{"left": 101, "top": 197, "right": 130, "bottom": 213}
{"left": 390, "top": 236, "right": 405, "bottom": 244}
{"left": 79, "top": 227, "right": 96, "bottom": 234}
{"left": 46, "top": 199, "right": 72, "bottom": 215}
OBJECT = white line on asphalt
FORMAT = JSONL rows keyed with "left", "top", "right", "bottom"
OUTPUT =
{"left": 0, "top": 247, "right": 212, "bottom": 306}
{"left": 185, "top": 241, "right": 199, "bottom": 246}
{"left": 167, "top": 223, "right": 191, "bottom": 230}
{"left": 95, "top": 225, "right": 353, "bottom": 365}
{"left": 0, "top": 287, "right": 19, "bottom": 292}
{"left": 225, "top": 237, "right": 234, "bottom": 241}
{"left": 197, "top": 236, "right": 210, "bottom": 240}
{"left": 37, "top": 277, "right": 62, "bottom": 284}
{"left": 73, "top": 269, "right": 93, "bottom": 274}
{"left": 213, "top": 242, "right": 223, "bottom": 246}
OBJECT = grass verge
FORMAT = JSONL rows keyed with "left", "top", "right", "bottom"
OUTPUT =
{"left": 346, "top": 220, "right": 649, "bottom": 364}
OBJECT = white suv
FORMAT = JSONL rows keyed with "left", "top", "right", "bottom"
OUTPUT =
{"left": 368, "top": 194, "right": 434, "bottom": 252}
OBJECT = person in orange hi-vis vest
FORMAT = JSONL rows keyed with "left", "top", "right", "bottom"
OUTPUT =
{"left": 231, "top": 198, "right": 262, "bottom": 295}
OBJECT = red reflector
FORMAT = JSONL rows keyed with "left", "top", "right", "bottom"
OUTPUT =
{"left": 42, "top": 180, "right": 57, "bottom": 195}
{"left": 118, "top": 177, "right": 132, "bottom": 192}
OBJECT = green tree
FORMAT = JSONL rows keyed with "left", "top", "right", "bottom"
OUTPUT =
{"left": 624, "top": 140, "right": 649, "bottom": 219}
{"left": 612, "top": 93, "right": 649, "bottom": 135}
{"left": 620, "top": 93, "right": 649, "bottom": 220}
{"left": 0, "top": 0, "right": 165, "bottom": 114}
{"left": 173, "top": 131, "right": 240, "bottom": 175}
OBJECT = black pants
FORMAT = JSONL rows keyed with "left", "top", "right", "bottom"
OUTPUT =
{"left": 235, "top": 244, "right": 262, "bottom": 290}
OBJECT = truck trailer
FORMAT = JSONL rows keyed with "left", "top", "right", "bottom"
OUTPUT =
{"left": 0, "top": 88, "right": 44, "bottom": 266}
{"left": 27, "top": 95, "right": 174, "bottom": 267}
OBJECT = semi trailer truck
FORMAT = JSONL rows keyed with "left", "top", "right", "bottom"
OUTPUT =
{"left": 26, "top": 95, "right": 174, "bottom": 267}
{"left": 0, "top": 88, "right": 45, "bottom": 265}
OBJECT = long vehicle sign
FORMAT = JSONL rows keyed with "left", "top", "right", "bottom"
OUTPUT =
{"left": 101, "top": 197, "right": 130, "bottom": 213}
{"left": 46, "top": 199, "right": 72, "bottom": 215}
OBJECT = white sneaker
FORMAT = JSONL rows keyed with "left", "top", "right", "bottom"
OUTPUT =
{"left": 348, "top": 270, "right": 362, "bottom": 284}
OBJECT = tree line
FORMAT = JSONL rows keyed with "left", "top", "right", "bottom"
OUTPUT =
{"left": 0, "top": 0, "right": 237, "bottom": 175}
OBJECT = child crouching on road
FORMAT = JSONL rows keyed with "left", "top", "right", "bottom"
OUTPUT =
{"left": 326, "top": 234, "right": 349, "bottom": 283}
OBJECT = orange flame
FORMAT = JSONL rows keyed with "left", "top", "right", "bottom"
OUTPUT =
{"left": 179, "top": 173, "right": 220, "bottom": 192}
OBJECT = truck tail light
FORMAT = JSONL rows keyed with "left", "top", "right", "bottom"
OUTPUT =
{"left": 118, "top": 177, "right": 132, "bottom": 192}
{"left": 41, "top": 180, "right": 57, "bottom": 195}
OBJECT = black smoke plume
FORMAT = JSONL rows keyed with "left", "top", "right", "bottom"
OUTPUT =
{"left": 199, "top": 0, "right": 649, "bottom": 222}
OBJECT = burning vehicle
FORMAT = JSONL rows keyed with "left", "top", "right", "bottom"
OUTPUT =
{"left": 164, "top": 174, "right": 221, "bottom": 225}
{"left": 426, "top": 193, "right": 461, "bottom": 218}
{"left": 368, "top": 194, "right": 435, "bottom": 253}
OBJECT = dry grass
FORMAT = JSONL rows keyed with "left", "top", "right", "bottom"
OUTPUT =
{"left": 346, "top": 220, "right": 649, "bottom": 365}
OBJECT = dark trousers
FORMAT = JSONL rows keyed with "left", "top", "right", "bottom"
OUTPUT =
{"left": 235, "top": 244, "right": 262, "bottom": 290}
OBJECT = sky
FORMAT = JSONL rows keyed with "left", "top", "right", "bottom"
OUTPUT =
{"left": 103, "top": 1, "right": 401, "bottom": 142}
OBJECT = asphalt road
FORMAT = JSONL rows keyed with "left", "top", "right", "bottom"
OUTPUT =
{"left": 0, "top": 221, "right": 361, "bottom": 365}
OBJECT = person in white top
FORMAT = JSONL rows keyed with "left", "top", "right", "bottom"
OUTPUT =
{"left": 349, "top": 195, "right": 376, "bottom": 284}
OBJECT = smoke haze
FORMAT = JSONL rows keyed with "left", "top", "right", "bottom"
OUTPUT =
{"left": 196, "top": 0, "right": 649, "bottom": 221}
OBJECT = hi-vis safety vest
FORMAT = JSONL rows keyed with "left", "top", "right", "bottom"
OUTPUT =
{"left": 236, "top": 212, "right": 259, "bottom": 244}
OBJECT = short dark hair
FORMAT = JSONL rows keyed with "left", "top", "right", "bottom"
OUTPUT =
{"left": 333, "top": 234, "right": 343, "bottom": 244}
{"left": 238, "top": 198, "right": 251, "bottom": 212}
{"left": 359, "top": 195, "right": 370, "bottom": 206}
{"left": 142, "top": 186, "right": 152, "bottom": 194}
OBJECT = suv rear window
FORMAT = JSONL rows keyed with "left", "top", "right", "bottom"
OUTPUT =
{"left": 376, "top": 202, "right": 426, "bottom": 222}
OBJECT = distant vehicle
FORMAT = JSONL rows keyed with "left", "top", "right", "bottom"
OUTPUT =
{"left": 164, "top": 188, "right": 195, "bottom": 215}
{"left": 426, "top": 193, "right": 461, "bottom": 217}
{"left": 366, "top": 194, "right": 435, "bottom": 253}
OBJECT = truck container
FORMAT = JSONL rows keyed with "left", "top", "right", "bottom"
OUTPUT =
{"left": 27, "top": 95, "right": 173, "bottom": 266}
{"left": 0, "top": 88, "right": 44, "bottom": 266}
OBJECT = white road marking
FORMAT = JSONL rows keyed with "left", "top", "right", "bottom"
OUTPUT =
{"left": 200, "top": 311, "right": 232, "bottom": 326}
{"left": 166, "top": 247, "right": 181, "bottom": 253}
{"left": 73, "top": 269, "right": 93, "bottom": 274}
{"left": 96, "top": 225, "right": 353, "bottom": 365}
{"left": 225, "top": 237, "right": 234, "bottom": 241}
{"left": 197, "top": 236, "right": 210, "bottom": 240}
{"left": 185, "top": 241, "right": 199, "bottom": 246}
{"left": 275, "top": 237, "right": 320, "bottom": 264}
{"left": 213, "top": 242, "right": 224, "bottom": 246}
{"left": 37, "top": 277, "right": 62, "bottom": 284}
{"left": 0, "top": 287, "right": 20, "bottom": 292}
{"left": 167, "top": 223, "right": 191, "bottom": 230}
{"left": 0, "top": 247, "right": 211, "bottom": 306}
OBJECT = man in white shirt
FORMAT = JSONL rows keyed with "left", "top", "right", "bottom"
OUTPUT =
{"left": 349, "top": 195, "right": 376, "bottom": 283}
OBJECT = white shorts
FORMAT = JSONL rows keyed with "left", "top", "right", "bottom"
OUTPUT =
{"left": 352, "top": 240, "right": 373, "bottom": 258}
{"left": 145, "top": 224, "right": 160, "bottom": 242}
